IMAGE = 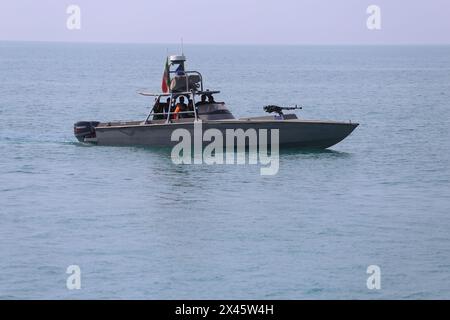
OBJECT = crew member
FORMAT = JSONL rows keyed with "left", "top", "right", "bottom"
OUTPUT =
{"left": 152, "top": 99, "right": 164, "bottom": 120}
{"left": 196, "top": 95, "right": 207, "bottom": 106}
{"left": 187, "top": 99, "right": 194, "bottom": 118}
{"left": 173, "top": 96, "right": 188, "bottom": 120}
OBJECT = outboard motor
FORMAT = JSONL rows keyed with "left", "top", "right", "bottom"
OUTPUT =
{"left": 74, "top": 121, "right": 100, "bottom": 142}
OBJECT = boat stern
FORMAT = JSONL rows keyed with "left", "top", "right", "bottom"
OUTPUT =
{"left": 74, "top": 121, "right": 100, "bottom": 143}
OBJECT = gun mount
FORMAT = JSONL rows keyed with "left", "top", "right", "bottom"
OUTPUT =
{"left": 263, "top": 105, "right": 302, "bottom": 116}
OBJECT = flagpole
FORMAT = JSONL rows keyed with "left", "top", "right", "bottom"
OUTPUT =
{"left": 181, "top": 38, "right": 184, "bottom": 55}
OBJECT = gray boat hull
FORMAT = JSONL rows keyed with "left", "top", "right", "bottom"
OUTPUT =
{"left": 87, "top": 120, "right": 358, "bottom": 149}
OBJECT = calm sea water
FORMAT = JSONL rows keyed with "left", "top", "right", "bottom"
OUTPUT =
{"left": 0, "top": 42, "right": 449, "bottom": 299}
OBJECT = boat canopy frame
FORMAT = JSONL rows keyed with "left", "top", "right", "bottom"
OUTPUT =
{"left": 139, "top": 64, "right": 219, "bottom": 124}
{"left": 143, "top": 90, "right": 222, "bottom": 124}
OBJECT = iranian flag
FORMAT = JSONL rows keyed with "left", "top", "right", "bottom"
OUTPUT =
{"left": 161, "top": 57, "right": 171, "bottom": 93}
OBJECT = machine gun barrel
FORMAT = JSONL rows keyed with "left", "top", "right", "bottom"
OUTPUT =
{"left": 263, "top": 104, "right": 302, "bottom": 116}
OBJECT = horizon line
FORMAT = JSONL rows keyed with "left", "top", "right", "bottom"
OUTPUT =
{"left": 1, "top": 39, "right": 450, "bottom": 46}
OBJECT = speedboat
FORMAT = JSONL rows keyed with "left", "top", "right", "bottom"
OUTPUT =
{"left": 74, "top": 54, "right": 358, "bottom": 148}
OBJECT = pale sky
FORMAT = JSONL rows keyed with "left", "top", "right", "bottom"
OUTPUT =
{"left": 1, "top": 0, "right": 449, "bottom": 44}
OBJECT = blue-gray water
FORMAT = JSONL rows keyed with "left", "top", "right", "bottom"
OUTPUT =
{"left": 1, "top": 42, "right": 449, "bottom": 299}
